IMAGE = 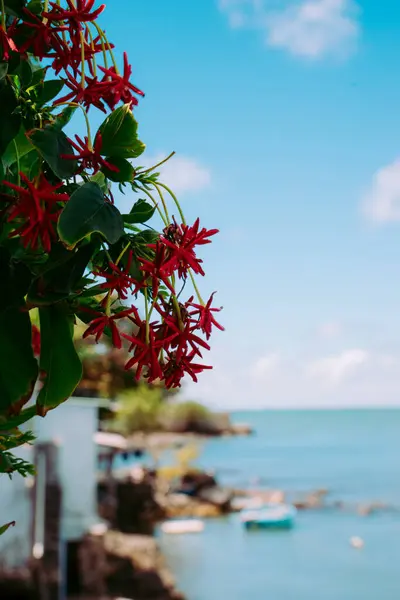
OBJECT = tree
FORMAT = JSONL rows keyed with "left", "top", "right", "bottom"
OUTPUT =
{"left": 0, "top": 0, "right": 223, "bottom": 530}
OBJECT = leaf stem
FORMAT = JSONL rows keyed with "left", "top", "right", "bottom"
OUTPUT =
{"left": 13, "top": 140, "right": 20, "bottom": 187}
{"left": 156, "top": 182, "right": 186, "bottom": 225}
{"left": 0, "top": 0, "right": 6, "bottom": 29}
{"left": 152, "top": 182, "right": 170, "bottom": 223}
{"left": 139, "top": 151, "right": 175, "bottom": 176}
{"left": 85, "top": 25, "right": 97, "bottom": 77}
{"left": 144, "top": 288, "right": 150, "bottom": 344}
{"left": 55, "top": 101, "right": 92, "bottom": 149}
{"left": 92, "top": 22, "right": 118, "bottom": 72}
{"left": 189, "top": 270, "right": 204, "bottom": 305}
{"left": 80, "top": 31, "right": 86, "bottom": 89}
{"left": 115, "top": 241, "right": 130, "bottom": 266}
{"left": 135, "top": 184, "right": 168, "bottom": 226}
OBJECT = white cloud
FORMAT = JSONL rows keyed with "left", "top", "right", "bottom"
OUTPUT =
{"left": 306, "top": 348, "right": 369, "bottom": 384}
{"left": 251, "top": 352, "right": 281, "bottom": 380}
{"left": 318, "top": 321, "right": 342, "bottom": 338}
{"left": 362, "top": 160, "right": 400, "bottom": 223}
{"left": 140, "top": 154, "right": 211, "bottom": 195}
{"left": 184, "top": 345, "right": 400, "bottom": 409}
{"left": 218, "top": 0, "right": 359, "bottom": 58}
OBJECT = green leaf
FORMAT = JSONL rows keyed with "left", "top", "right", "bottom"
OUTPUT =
{"left": 27, "top": 241, "right": 98, "bottom": 305}
{"left": 0, "top": 62, "right": 8, "bottom": 81}
{"left": 0, "top": 81, "right": 21, "bottom": 156}
{"left": 36, "top": 304, "right": 82, "bottom": 416}
{"left": 16, "top": 58, "right": 33, "bottom": 87}
{"left": 0, "top": 248, "right": 32, "bottom": 314}
{"left": 2, "top": 126, "right": 34, "bottom": 168}
{"left": 89, "top": 171, "right": 109, "bottom": 193}
{"left": 28, "top": 126, "right": 77, "bottom": 179}
{"left": 3, "top": 0, "right": 26, "bottom": 17}
{"left": 30, "top": 66, "right": 47, "bottom": 88}
{"left": 52, "top": 104, "right": 77, "bottom": 130}
{"left": 0, "top": 305, "right": 38, "bottom": 416}
{"left": 124, "top": 198, "right": 156, "bottom": 224}
{"left": 0, "top": 522, "right": 16, "bottom": 536}
{"left": 35, "top": 79, "right": 65, "bottom": 106}
{"left": 133, "top": 229, "right": 159, "bottom": 246}
{"left": 25, "top": 0, "right": 43, "bottom": 15}
{"left": 0, "top": 406, "right": 36, "bottom": 431}
{"left": 97, "top": 104, "right": 145, "bottom": 159}
{"left": 0, "top": 159, "right": 3, "bottom": 182}
{"left": 58, "top": 182, "right": 124, "bottom": 248}
{"left": 18, "top": 150, "right": 40, "bottom": 180}
{"left": 101, "top": 156, "right": 135, "bottom": 182}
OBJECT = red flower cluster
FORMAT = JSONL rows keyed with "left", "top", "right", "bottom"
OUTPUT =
{"left": 83, "top": 218, "right": 223, "bottom": 388}
{"left": 0, "top": 0, "right": 223, "bottom": 391}
{"left": 141, "top": 218, "right": 218, "bottom": 282}
{"left": 61, "top": 133, "right": 119, "bottom": 174}
{"left": 2, "top": 174, "right": 69, "bottom": 252}
{"left": 82, "top": 306, "right": 137, "bottom": 349}
{"left": 1, "top": 3, "right": 143, "bottom": 115}
{"left": 94, "top": 250, "right": 144, "bottom": 301}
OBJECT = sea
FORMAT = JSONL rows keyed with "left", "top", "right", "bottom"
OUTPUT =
{"left": 158, "top": 409, "right": 400, "bottom": 600}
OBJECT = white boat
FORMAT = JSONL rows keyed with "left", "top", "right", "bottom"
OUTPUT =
{"left": 241, "top": 503, "right": 297, "bottom": 530}
{"left": 161, "top": 519, "right": 205, "bottom": 534}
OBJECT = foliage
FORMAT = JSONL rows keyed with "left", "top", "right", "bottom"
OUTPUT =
{"left": 109, "top": 391, "right": 216, "bottom": 436}
{"left": 0, "top": 0, "right": 224, "bottom": 533}
{"left": 110, "top": 384, "right": 164, "bottom": 435}
{"left": 159, "top": 401, "right": 216, "bottom": 434}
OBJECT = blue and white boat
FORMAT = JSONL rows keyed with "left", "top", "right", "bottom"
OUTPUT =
{"left": 241, "top": 503, "right": 297, "bottom": 530}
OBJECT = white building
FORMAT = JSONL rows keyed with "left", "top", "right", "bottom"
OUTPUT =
{"left": 0, "top": 397, "right": 108, "bottom": 579}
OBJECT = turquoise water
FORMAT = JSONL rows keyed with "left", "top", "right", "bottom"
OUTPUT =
{"left": 159, "top": 410, "right": 400, "bottom": 600}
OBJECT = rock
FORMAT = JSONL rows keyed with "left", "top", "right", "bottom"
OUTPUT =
{"left": 78, "top": 532, "right": 185, "bottom": 600}
{"left": 229, "top": 423, "right": 253, "bottom": 436}
{"left": 179, "top": 471, "right": 217, "bottom": 495}
{"left": 294, "top": 489, "right": 329, "bottom": 510}
{"left": 197, "top": 486, "right": 232, "bottom": 510}
{"left": 98, "top": 480, "right": 165, "bottom": 535}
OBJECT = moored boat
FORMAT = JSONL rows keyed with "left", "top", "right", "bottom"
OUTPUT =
{"left": 241, "top": 503, "right": 297, "bottom": 530}
{"left": 161, "top": 519, "right": 205, "bottom": 534}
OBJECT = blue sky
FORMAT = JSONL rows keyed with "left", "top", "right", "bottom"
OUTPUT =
{"left": 97, "top": 0, "right": 400, "bottom": 409}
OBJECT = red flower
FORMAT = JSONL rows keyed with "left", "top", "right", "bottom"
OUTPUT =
{"left": 138, "top": 242, "right": 176, "bottom": 299}
{"left": 31, "top": 325, "right": 41, "bottom": 357}
{"left": 93, "top": 251, "right": 143, "bottom": 301}
{"left": 2, "top": 173, "right": 69, "bottom": 252}
{"left": 156, "top": 218, "right": 219, "bottom": 278}
{"left": 61, "top": 133, "right": 119, "bottom": 174}
{"left": 189, "top": 293, "right": 224, "bottom": 340}
{"left": 82, "top": 306, "right": 137, "bottom": 349}
{"left": 122, "top": 308, "right": 178, "bottom": 382}
{"left": 48, "top": 33, "right": 112, "bottom": 76}
{"left": 18, "top": 10, "right": 66, "bottom": 59}
{"left": 123, "top": 325, "right": 164, "bottom": 382}
{"left": 44, "top": 0, "right": 106, "bottom": 30}
{"left": 155, "top": 302, "right": 210, "bottom": 360}
{"left": 99, "top": 52, "right": 144, "bottom": 110}
{"left": 0, "top": 25, "right": 17, "bottom": 61}
{"left": 54, "top": 70, "right": 110, "bottom": 112}
{"left": 163, "top": 350, "right": 212, "bottom": 388}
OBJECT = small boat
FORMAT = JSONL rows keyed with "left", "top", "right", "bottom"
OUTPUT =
{"left": 350, "top": 536, "right": 364, "bottom": 549}
{"left": 241, "top": 503, "right": 297, "bottom": 530}
{"left": 161, "top": 519, "right": 205, "bottom": 535}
